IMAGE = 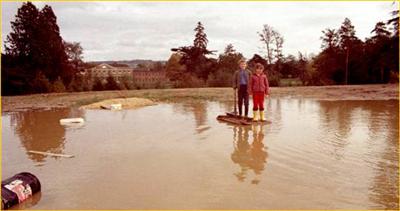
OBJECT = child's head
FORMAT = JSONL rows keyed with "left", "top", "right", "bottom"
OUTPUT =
{"left": 238, "top": 59, "right": 247, "bottom": 70}
{"left": 255, "top": 63, "right": 264, "bottom": 74}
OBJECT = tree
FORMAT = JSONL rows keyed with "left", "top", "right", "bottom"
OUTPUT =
{"left": 272, "top": 30, "right": 284, "bottom": 61}
{"left": 92, "top": 78, "right": 104, "bottom": 91}
{"left": 207, "top": 44, "right": 244, "bottom": 87}
{"left": 37, "top": 5, "right": 71, "bottom": 84}
{"left": 371, "top": 22, "right": 391, "bottom": 38}
{"left": 338, "top": 18, "right": 363, "bottom": 84}
{"left": 104, "top": 75, "right": 119, "bottom": 90}
{"left": 365, "top": 21, "right": 393, "bottom": 83}
{"left": 165, "top": 53, "right": 186, "bottom": 83}
{"left": 5, "top": 2, "right": 40, "bottom": 58}
{"left": 3, "top": 2, "right": 72, "bottom": 94}
{"left": 51, "top": 77, "right": 66, "bottom": 93}
{"left": 321, "top": 28, "right": 339, "bottom": 51}
{"left": 217, "top": 44, "right": 244, "bottom": 73}
{"left": 388, "top": 8, "right": 399, "bottom": 36}
{"left": 121, "top": 75, "right": 136, "bottom": 90}
{"left": 258, "top": 24, "right": 274, "bottom": 65}
{"left": 171, "top": 21, "right": 215, "bottom": 81}
{"left": 194, "top": 22, "right": 208, "bottom": 50}
{"left": 30, "top": 71, "right": 51, "bottom": 93}
{"left": 64, "top": 41, "right": 84, "bottom": 71}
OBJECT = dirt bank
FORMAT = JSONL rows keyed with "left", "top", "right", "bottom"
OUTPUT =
{"left": 2, "top": 84, "right": 398, "bottom": 112}
{"left": 80, "top": 97, "right": 156, "bottom": 110}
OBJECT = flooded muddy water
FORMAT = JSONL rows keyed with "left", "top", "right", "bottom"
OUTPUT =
{"left": 2, "top": 99, "right": 398, "bottom": 209}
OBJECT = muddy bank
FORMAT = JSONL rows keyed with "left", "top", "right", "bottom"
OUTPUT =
{"left": 2, "top": 84, "right": 398, "bottom": 112}
{"left": 80, "top": 97, "right": 155, "bottom": 110}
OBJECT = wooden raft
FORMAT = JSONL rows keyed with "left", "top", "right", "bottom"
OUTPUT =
{"left": 217, "top": 112, "right": 271, "bottom": 126}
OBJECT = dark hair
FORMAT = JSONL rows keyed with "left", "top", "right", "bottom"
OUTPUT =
{"left": 255, "top": 63, "right": 264, "bottom": 70}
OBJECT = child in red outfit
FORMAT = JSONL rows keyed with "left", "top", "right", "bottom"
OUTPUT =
{"left": 248, "top": 63, "right": 270, "bottom": 121}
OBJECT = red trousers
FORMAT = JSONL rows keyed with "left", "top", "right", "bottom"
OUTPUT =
{"left": 252, "top": 92, "right": 265, "bottom": 111}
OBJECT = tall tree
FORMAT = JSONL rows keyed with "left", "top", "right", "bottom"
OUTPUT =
{"left": 365, "top": 21, "right": 393, "bottom": 83}
{"left": 194, "top": 22, "right": 208, "bottom": 50}
{"left": 338, "top": 18, "right": 361, "bottom": 84}
{"left": 5, "top": 2, "right": 39, "bottom": 58}
{"left": 258, "top": 24, "right": 274, "bottom": 65}
{"left": 38, "top": 5, "right": 71, "bottom": 84}
{"left": 171, "top": 21, "right": 215, "bottom": 80}
{"left": 338, "top": 18, "right": 358, "bottom": 50}
{"left": 272, "top": 30, "right": 284, "bottom": 61}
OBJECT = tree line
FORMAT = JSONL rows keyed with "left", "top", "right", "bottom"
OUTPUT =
{"left": 2, "top": 2, "right": 398, "bottom": 95}
{"left": 166, "top": 9, "right": 398, "bottom": 88}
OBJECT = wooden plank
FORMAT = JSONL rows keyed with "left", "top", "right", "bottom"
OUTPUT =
{"left": 226, "top": 112, "right": 253, "bottom": 121}
{"left": 28, "top": 150, "right": 74, "bottom": 158}
{"left": 217, "top": 115, "right": 252, "bottom": 125}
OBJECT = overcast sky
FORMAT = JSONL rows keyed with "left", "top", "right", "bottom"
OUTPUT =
{"left": 2, "top": 1, "right": 397, "bottom": 61}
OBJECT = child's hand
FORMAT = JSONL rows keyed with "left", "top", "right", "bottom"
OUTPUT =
{"left": 266, "top": 94, "right": 270, "bottom": 98}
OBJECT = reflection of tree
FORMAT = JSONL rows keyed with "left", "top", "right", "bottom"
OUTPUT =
{"left": 172, "top": 102, "right": 208, "bottom": 128}
{"left": 318, "top": 100, "right": 353, "bottom": 159}
{"left": 231, "top": 125, "right": 268, "bottom": 184}
{"left": 366, "top": 100, "right": 399, "bottom": 209}
{"left": 9, "top": 108, "right": 82, "bottom": 163}
{"left": 319, "top": 100, "right": 399, "bottom": 209}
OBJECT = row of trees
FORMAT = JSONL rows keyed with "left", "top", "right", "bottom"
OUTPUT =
{"left": 312, "top": 15, "right": 398, "bottom": 85}
{"left": 166, "top": 8, "right": 399, "bottom": 88}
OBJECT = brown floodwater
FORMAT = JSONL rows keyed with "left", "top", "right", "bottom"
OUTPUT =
{"left": 2, "top": 99, "right": 399, "bottom": 209}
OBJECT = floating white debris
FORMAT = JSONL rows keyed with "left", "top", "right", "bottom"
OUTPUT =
{"left": 59, "top": 118, "right": 85, "bottom": 125}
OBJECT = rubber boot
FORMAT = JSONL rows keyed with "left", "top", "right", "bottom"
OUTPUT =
{"left": 260, "top": 111, "right": 266, "bottom": 121}
{"left": 253, "top": 110, "right": 259, "bottom": 121}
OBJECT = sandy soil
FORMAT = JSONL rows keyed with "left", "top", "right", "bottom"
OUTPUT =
{"left": 2, "top": 84, "right": 398, "bottom": 112}
{"left": 80, "top": 97, "right": 156, "bottom": 109}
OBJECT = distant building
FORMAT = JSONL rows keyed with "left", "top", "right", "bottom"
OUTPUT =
{"left": 132, "top": 70, "right": 166, "bottom": 88}
{"left": 85, "top": 63, "right": 167, "bottom": 88}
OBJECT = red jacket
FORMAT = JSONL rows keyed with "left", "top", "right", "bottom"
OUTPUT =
{"left": 249, "top": 73, "right": 269, "bottom": 94}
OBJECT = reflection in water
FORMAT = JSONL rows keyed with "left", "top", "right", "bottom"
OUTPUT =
{"left": 11, "top": 192, "right": 42, "bottom": 210}
{"left": 172, "top": 102, "right": 209, "bottom": 133}
{"left": 231, "top": 125, "right": 268, "bottom": 184}
{"left": 2, "top": 99, "right": 398, "bottom": 209}
{"left": 318, "top": 101, "right": 352, "bottom": 160}
{"left": 9, "top": 108, "right": 84, "bottom": 163}
{"left": 318, "top": 100, "right": 399, "bottom": 209}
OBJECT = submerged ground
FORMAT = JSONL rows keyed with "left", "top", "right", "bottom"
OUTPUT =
{"left": 1, "top": 84, "right": 399, "bottom": 209}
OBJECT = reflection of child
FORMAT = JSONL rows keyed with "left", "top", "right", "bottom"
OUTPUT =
{"left": 248, "top": 63, "right": 270, "bottom": 121}
{"left": 231, "top": 125, "right": 268, "bottom": 184}
{"left": 250, "top": 125, "right": 268, "bottom": 176}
